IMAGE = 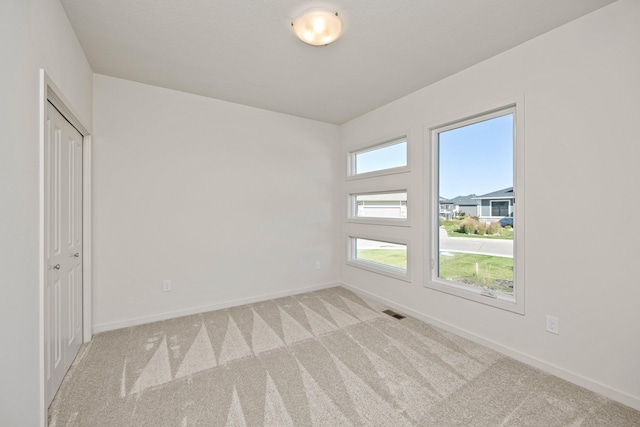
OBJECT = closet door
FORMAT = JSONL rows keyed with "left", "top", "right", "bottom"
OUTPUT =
{"left": 45, "top": 101, "right": 83, "bottom": 405}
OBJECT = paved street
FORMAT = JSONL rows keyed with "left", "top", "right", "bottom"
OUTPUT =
{"left": 355, "top": 230, "right": 513, "bottom": 257}
{"left": 439, "top": 227, "right": 513, "bottom": 257}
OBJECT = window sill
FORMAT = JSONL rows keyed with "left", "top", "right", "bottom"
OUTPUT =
{"left": 424, "top": 279, "right": 524, "bottom": 315}
{"left": 347, "top": 260, "right": 410, "bottom": 283}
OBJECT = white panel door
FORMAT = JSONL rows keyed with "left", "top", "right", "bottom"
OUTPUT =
{"left": 45, "top": 102, "right": 83, "bottom": 405}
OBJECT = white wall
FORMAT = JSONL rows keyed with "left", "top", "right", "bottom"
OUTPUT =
{"left": 0, "top": 0, "right": 93, "bottom": 425}
{"left": 92, "top": 75, "right": 340, "bottom": 331}
{"left": 2, "top": 0, "right": 636, "bottom": 422}
{"left": 340, "top": 0, "right": 640, "bottom": 410}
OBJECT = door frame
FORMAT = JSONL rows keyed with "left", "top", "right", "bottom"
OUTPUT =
{"left": 38, "top": 70, "right": 92, "bottom": 426}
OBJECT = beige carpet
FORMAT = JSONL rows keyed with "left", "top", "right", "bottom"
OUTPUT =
{"left": 49, "top": 287, "right": 640, "bottom": 426}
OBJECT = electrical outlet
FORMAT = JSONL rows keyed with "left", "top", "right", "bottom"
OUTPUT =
{"left": 315, "top": 261, "right": 321, "bottom": 270}
{"left": 163, "top": 280, "right": 172, "bottom": 292}
{"left": 546, "top": 315, "right": 559, "bottom": 334}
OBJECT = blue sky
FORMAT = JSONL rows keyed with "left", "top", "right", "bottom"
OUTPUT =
{"left": 354, "top": 114, "right": 513, "bottom": 198}
{"left": 439, "top": 114, "right": 513, "bottom": 199}
{"left": 356, "top": 141, "right": 407, "bottom": 175}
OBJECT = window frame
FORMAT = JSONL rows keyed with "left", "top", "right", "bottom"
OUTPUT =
{"left": 426, "top": 103, "right": 525, "bottom": 314}
{"left": 490, "top": 200, "right": 511, "bottom": 217}
{"left": 347, "top": 235, "right": 410, "bottom": 282}
{"left": 347, "top": 137, "right": 409, "bottom": 180}
{"left": 347, "top": 189, "right": 410, "bottom": 227}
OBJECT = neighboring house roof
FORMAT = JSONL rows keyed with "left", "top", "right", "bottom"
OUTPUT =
{"left": 474, "top": 187, "right": 514, "bottom": 200}
{"left": 447, "top": 194, "right": 479, "bottom": 206}
{"left": 439, "top": 197, "right": 453, "bottom": 204}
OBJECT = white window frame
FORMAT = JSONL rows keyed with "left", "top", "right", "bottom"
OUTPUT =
{"left": 426, "top": 103, "right": 525, "bottom": 314}
{"left": 347, "top": 235, "right": 410, "bottom": 282}
{"left": 347, "top": 189, "right": 410, "bottom": 227}
{"left": 347, "top": 137, "right": 409, "bottom": 180}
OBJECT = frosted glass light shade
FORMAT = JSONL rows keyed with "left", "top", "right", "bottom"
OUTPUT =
{"left": 292, "top": 9, "right": 342, "bottom": 46}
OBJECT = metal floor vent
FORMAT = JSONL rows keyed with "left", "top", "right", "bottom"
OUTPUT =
{"left": 382, "top": 309, "right": 406, "bottom": 320}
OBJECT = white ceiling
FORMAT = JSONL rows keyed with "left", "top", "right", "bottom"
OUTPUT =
{"left": 61, "top": 0, "right": 616, "bottom": 124}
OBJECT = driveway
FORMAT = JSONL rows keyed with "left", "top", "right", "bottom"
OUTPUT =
{"left": 439, "top": 227, "right": 513, "bottom": 258}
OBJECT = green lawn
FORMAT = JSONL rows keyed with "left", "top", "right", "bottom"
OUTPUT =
{"left": 357, "top": 249, "right": 407, "bottom": 270}
{"left": 355, "top": 248, "right": 513, "bottom": 296}
{"left": 441, "top": 222, "right": 513, "bottom": 240}
{"left": 439, "top": 252, "right": 513, "bottom": 295}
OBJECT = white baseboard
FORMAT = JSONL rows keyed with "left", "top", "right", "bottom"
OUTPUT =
{"left": 93, "top": 281, "right": 339, "bottom": 334}
{"left": 340, "top": 281, "right": 640, "bottom": 412}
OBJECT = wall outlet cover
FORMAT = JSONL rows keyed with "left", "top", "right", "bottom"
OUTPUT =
{"left": 546, "top": 315, "right": 559, "bottom": 334}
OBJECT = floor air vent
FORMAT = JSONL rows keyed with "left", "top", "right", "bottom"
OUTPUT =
{"left": 382, "top": 309, "right": 406, "bottom": 320}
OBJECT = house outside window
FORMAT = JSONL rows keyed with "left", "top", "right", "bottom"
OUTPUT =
{"left": 439, "top": 198, "right": 454, "bottom": 220}
{"left": 355, "top": 192, "right": 407, "bottom": 219}
{"left": 474, "top": 187, "right": 515, "bottom": 222}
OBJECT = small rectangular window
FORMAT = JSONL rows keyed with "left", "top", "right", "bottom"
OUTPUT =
{"left": 348, "top": 236, "right": 409, "bottom": 281}
{"left": 350, "top": 138, "right": 407, "bottom": 176}
{"left": 356, "top": 238, "right": 407, "bottom": 269}
{"left": 351, "top": 191, "right": 407, "bottom": 220}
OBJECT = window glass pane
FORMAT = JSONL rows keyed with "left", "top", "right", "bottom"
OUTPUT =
{"left": 354, "top": 140, "right": 407, "bottom": 175}
{"left": 437, "top": 113, "right": 514, "bottom": 296}
{"left": 491, "top": 201, "right": 509, "bottom": 216}
{"left": 354, "top": 192, "right": 407, "bottom": 219}
{"left": 355, "top": 238, "right": 407, "bottom": 271}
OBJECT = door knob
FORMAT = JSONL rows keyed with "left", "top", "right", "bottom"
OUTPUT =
{"left": 73, "top": 253, "right": 80, "bottom": 258}
{"left": 53, "top": 264, "right": 61, "bottom": 270}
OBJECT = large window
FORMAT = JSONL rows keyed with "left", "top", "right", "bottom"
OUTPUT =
{"left": 349, "top": 138, "right": 407, "bottom": 177}
{"left": 428, "top": 105, "right": 524, "bottom": 313}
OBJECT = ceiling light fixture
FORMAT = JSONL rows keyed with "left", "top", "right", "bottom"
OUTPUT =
{"left": 292, "top": 9, "right": 342, "bottom": 46}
